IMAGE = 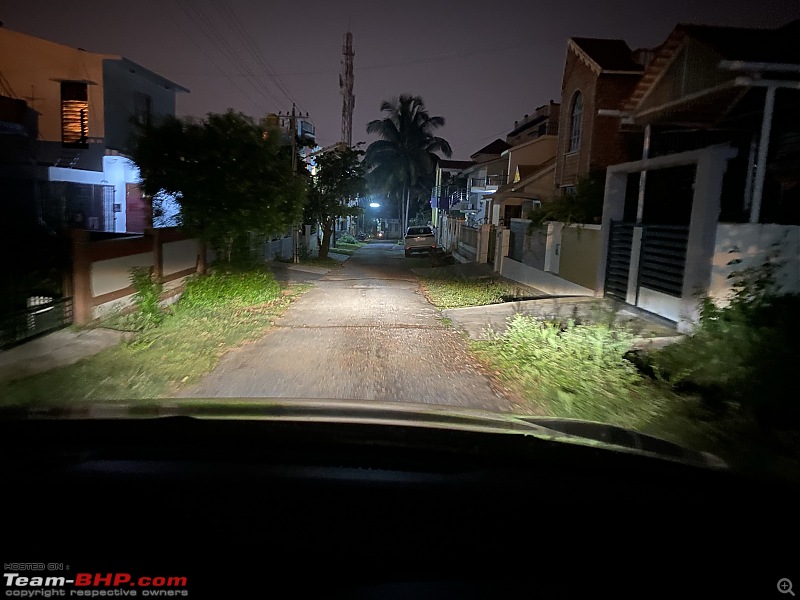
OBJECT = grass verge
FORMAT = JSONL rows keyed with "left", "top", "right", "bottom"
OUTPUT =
{"left": 470, "top": 313, "right": 800, "bottom": 483}
{"left": 0, "top": 265, "right": 308, "bottom": 406}
{"left": 333, "top": 242, "right": 365, "bottom": 251}
{"left": 419, "top": 275, "right": 520, "bottom": 309}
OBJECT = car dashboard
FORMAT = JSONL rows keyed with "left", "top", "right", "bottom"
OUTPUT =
{"left": 1, "top": 414, "right": 797, "bottom": 598}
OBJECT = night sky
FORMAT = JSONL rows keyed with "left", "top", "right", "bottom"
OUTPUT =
{"left": 3, "top": 0, "right": 799, "bottom": 159}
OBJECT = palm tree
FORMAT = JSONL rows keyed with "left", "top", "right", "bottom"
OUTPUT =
{"left": 365, "top": 95, "right": 452, "bottom": 233}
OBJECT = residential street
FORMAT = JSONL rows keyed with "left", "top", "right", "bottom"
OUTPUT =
{"left": 180, "top": 242, "right": 514, "bottom": 411}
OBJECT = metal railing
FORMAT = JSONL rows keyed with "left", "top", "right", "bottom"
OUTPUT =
{"left": 604, "top": 222, "right": 635, "bottom": 302}
{"left": 469, "top": 174, "right": 507, "bottom": 189}
{"left": 0, "top": 296, "right": 74, "bottom": 349}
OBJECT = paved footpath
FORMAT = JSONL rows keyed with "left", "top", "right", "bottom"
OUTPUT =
{"left": 180, "top": 242, "right": 514, "bottom": 411}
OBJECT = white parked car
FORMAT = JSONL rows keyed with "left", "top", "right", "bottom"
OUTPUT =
{"left": 404, "top": 226, "right": 436, "bottom": 257}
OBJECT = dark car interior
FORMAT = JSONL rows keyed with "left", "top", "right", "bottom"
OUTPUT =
{"left": 2, "top": 415, "right": 797, "bottom": 598}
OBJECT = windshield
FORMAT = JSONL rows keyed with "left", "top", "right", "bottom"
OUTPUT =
{"left": 1, "top": 1, "right": 799, "bottom": 491}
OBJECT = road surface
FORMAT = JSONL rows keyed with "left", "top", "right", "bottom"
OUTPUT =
{"left": 181, "top": 242, "right": 514, "bottom": 411}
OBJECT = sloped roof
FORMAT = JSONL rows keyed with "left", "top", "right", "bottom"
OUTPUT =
{"left": 571, "top": 38, "right": 644, "bottom": 72}
{"left": 624, "top": 19, "right": 800, "bottom": 113}
{"left": 676, "top": 19, "right": 800, "bottom": 64}
{"left": 471, "top": 139, "right": 511, "bottom": 158}
{"left": 438, "top": 159, "right": 473, "bottom": 170}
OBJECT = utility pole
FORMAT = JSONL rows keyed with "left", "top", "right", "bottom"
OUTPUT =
{"left": 290, "top": 103, "right": 298, "bottom": 174}
{"left": 289, "top": 104, "right": 299, "bottom": 262}
{"left": 340, "top": 32, "right": 354, "bottom": 147}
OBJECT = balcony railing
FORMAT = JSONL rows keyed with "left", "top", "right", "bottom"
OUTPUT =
{"left": 469, "top": 174, "right": 507, "bottom": 190}
{"left": 432, "top": 186, "right": 470, "bottom": 210}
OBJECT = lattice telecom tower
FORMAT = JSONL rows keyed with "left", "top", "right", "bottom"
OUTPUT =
{"left": 339, "top": 31, "right": 355, "bottom": 147}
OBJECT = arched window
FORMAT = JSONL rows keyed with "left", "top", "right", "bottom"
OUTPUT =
{"left": 568, "top": 91, "right": 583, "bottom": 153}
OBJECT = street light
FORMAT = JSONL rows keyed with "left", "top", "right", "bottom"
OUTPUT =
{"left": 369, "top": 202, "right": 380, "bottom": 208}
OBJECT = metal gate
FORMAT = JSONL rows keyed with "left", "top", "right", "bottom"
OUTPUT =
{"left": 0, "top": 296, "right": 74, "bottom": 349}
{"left": 605, "top": 222, "right": 690, "bottom": 304}
{"left": 637, "top": 225, "right": 690, "bottom": 299}
{"left": 604, "top": 221, "right": 634, "bottom": 302}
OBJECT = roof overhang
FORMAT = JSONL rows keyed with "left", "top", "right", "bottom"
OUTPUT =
{"left": 112, "top": 57, "right": 190, "bottom": 93}
{"left": 629, "top": 80, "right": 745, "bottom": 127}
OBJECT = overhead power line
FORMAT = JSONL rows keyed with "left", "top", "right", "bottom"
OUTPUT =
{"left": 210, "top": 0, "right": 304, "bottom": 112}
{"left": 161, "top": 3, "right": 264, "bottom": 113}
{"left": 176, "top": 0, "right": 284, "bottom": 109}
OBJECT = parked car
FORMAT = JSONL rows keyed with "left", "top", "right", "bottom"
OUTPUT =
{"left": 404, "top": 226, "right": 436, "bottom": 257}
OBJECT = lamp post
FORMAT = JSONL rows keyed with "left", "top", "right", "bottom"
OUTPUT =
{"left": 369, "top": 202, "right": 380, "bottom": 238}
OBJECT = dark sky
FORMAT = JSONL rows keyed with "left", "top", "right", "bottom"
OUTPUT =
{"left": 3, "top": 0, "right": 799, "bottom": 159}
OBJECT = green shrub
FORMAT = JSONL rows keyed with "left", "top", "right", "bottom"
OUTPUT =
{"left": 651, "top": 291, "right": 800, "bottom": 428}
{"left": 129, "top": 266, "right": 164, "bottom": 328}
{"left": 650, "top": 253, "right": 799, "bottom": 428}
{"left": 474, "top": 315, "right": 666, "bottom": 427}
{"left": 337, "top": 233, "right": 359, "bottom": 244}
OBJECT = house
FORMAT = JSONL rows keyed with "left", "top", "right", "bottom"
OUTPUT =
{"left": 597, "top": 19, "right": 800, "bottom": 331}
{"left": 0, "top": 26, "right": 188, "bottom": 234}
{"left": 456, "top": 139, "right": 510, "bottom": 226}
{"left": 554, "top": 37, "right": 650, "bottom": 195}
{"left": 432, "top": 105, "right": 561, "bottom": 260}
{"left": 489, "top": 101, "right": 560, "bottom": 226}
{"left": 484, "top": 37, "right": 652, "bottom": 290}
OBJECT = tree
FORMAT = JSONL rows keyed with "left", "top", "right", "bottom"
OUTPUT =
{"left": 365, "top": 95, "right": 452, "bottom": 233}
{"left": 528, "top": 171, "right": 606, "bottom": 227}
{"left": 130, "top": 110, "right": 306, "bottom": 267}
{"left": 305, "top": 144, "right": 366, "bottom": 259}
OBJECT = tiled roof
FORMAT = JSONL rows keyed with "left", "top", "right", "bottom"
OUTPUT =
{"left": 624, "top": 18, "right": 800, "bottom": 113}
{"left": 571, "top": 38, "right": 644, "bottom": 72}
{"left": 471, "top": 139, "right": 511, "bottom": 157}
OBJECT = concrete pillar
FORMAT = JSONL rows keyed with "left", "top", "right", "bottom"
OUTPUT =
{"left": 680, "top": 147, "right": 737, "bottom": 328}
{"left": 494, "top": 227, "right": 510, "bottom": 273}
{"left": 544, "top": 222, "right": 564, "bottom": 274}
{"left": 70, "top": 229, "right": 92, "bottom": 325}
{"left": 477, "top": 223, "right": 491, "bottom": 263}
{"left": 626, "top": 226, "right": 643, "bottom": 305}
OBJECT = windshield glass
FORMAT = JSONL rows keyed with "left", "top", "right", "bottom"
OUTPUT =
{"left": 1, "top": 0, "right": 799, "bottom": 490}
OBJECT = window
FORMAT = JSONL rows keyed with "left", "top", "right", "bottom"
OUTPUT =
{"left": 133, "top": 92, "right": 153, "bottom": 126}
{"left": 61, "top": 81, "right": 88, "bottom": 147}
{"left": 568, "top": 91, "right": 583, "bottom": 153}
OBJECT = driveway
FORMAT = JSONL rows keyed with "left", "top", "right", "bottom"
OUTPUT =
{"left": 181, "top": 242, "right": 514, "bottom": 411}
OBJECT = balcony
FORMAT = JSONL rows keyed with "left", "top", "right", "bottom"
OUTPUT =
{"left": 432, "top": 185, "right": 469, "bottom": 211}
{"left": 469, "top": 174, "right": 507, "bottom": 192}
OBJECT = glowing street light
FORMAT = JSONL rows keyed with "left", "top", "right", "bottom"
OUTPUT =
{"left": 369, "top": 202, "right": 380, "bottom": 208}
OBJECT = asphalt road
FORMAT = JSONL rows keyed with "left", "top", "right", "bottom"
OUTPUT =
{"left": 181, "top": 242, "right": 514, "bottom": 411}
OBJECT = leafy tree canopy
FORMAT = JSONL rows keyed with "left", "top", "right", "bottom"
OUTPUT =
{"left": 365, "top": 95, "right": 451, "bottom": 231}
{"left": 305, "top": 144, "right": 367, "bottom": 258}
{"left": 131, "top": 110, "right": 306, "bottom": 263}
{"left": 529, "top": 171, "right": 606, "bottom": 227}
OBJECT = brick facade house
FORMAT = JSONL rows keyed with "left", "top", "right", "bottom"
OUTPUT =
{"left": 554, "top": 37, "right": 651, "bottom": 194}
